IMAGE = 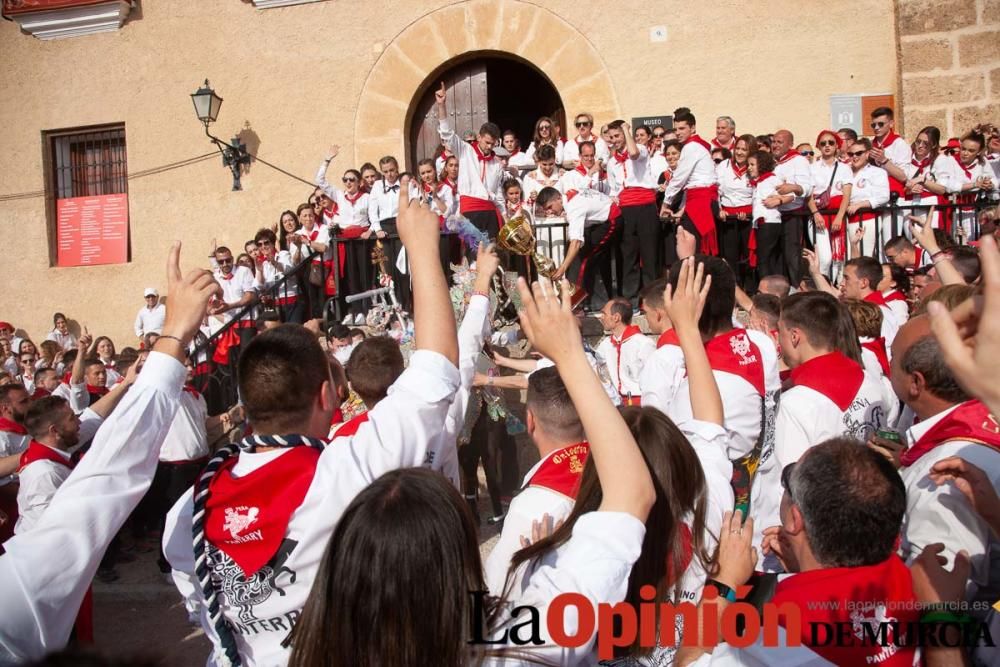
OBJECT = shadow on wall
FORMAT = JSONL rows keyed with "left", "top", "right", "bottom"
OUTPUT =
{"left": 238, "top": 123, "right": 261, "bottom": 178}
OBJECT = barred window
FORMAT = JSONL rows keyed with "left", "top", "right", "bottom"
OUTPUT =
{"left": 51, "top": 125, "right": 128, "bottom": 198}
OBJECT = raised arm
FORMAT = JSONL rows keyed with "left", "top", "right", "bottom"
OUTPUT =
{"left": 910, "top": 213, "right": 965, "bottom": 286}
{"left": 314, "top": 144, "right": 341, "bottom": 199}
{"left": 622, "top": 121, "right": 640, "bottom": 160}
{"left": 663, "top": 257, "right": 723, "bottom": 425}
{"left": 803, "top": 248, "right": 840, "bottom": 296}
{"left": 516, "top": 276, "right": 655, "bottom": 520}
{"left": 435, "top": 82, "right": 463, "bottom": 155}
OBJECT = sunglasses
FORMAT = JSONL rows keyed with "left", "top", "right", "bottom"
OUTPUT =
{"left": 848, "top": 150, "right": 868, "bottom": 157}
{"left": 218, "top": 258, "right": 234, "bottom": 265}
{"left": 575, "top": 121, "right": 591, "bottom": 127}
{"left": 818, "top": 140, "right": 837, "bottom": 147}
{"left": 870, "top": 121, "right": 887, "bottom": 129}
{"left": 342, "top": 177, "right": 357, "bottom": 183}
{"left": 800, "top": 151, "right": 815, "bottom": 156}
{"left": 914, "top": 139, "right": 930, "bottom": 146}
{"left": 20, "top": 358, "right": 35, "bottom": 364}
{"left": 539, "top": 125, "right": 551, "bottom": 130}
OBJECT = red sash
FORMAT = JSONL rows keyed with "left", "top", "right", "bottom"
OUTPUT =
{"left": 527, "top": 442, "right": 590, "bottom": 499}
{"left": 789, "top": 351, "right": 865, "bottom": 411}
{"left": 330, "top": 411, "right": 370, "bottom": 440}
{"left": 684, "top": 134, "right": 712, "bottom": 152}
{"left": 883, "top": 289, "right": 906, "bottom": 304}
{"left": 204, "top": 446, "right": 320, "bottom": 576}
{"left": 721, "top": 205, "right": 752, "bottom": 217}
{"left": 212, "top": 328, "right": 240, "bottom": 365}
{"left": 459, "top": 195, "right": 503, "bottom": 229}
{"left": 618, "top": 186, "right": 656, "bottom": 207}
{"left": 335, "top": 224, "right": 367, "bottom": 278}
{"left": 772, "top": 555, "right": 919, "bottom": 667}
{"left": 18, "top": 440, "right": 74, "bottom": 473}
{"left": 685, "top": 186, "right": 719, "bottom": 255}
{"left": 901, "top": 400, "right": 1000, "bottom": 467}
{"left": 704, "top": 329, "right": 765, "bottom": 396}
{"left": 861, "top": 338, "right": 891, "bottom": 377}
{"left": 610, "top": 326, "right": 643, "bottom": 395}
{"left": 656, "top": 329, "right": 680, "bottom": 349}
{"left": 0, "top": 417, "right": 27, "bottom": 436}
{"left": 863, "top": 291, "right": 887, "bottom": 306}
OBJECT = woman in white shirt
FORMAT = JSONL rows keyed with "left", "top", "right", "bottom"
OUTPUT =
{"left": 846, "top": 139, "right": 890, "bottom": 259}
{"left": 937, "top": 129, "right": 998, "bottom": 241}
{"left": 806, "top": 130, "right": 854, "bottom": 281}
{"left": 90, "top": 336, "right": 121, "bottom": 387}
{"left": 45, "top": 313, "right": 77, "bottom": 352}
{"left": 525, "top": 116, "right": 564, "bottom": 166}
{"left": 901, "top": 126, "right": 950, "bottom": 237}
{"left": 717, "top": 134, "right": 757, "bottom": 284}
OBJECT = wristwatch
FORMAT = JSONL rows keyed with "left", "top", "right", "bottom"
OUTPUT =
{"left": 707, "top": 578, "right": 738, "bottom": 603}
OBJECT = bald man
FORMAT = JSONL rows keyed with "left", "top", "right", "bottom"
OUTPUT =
{"left": 891, "top": 316, "right": 1000, "bottom": 646}
{"left": 768, "top": 130, "right": 814, "bottom": 287}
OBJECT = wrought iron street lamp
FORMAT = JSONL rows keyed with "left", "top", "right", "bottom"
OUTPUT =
{"left": 190, "top": 79, "right": 251, "bottom": 191}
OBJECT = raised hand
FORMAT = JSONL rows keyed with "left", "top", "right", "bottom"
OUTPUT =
{"left": 77, "top": 327, "right": 93, "bottom": 352}
{"left": 434, "top": 82, "right": 446, "bottom": 106}
{"left": 675, "top": 226, "right": 697, "bottom": 260}
{"left": 802, "top": 248, "right": 820, "bottom": 275}
{"left": 473, "top": 243, "right": 501, "bottom": 294}
{"left": 396, "top": 180, "right": 440, "bottom": 256}
{"left": 326, "top": 144, "right": 340, "bottom": 160}
{"left": 161, "top": 242, "right": 223, "bottom": 349}
{"left": 515, "top": 276, "right": 581, "bottom": 366}
{"left": 908, "top": 212, "right": 939, "bottom": 252}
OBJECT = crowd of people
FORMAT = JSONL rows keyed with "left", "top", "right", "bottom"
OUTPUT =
{"left": 0, "top": 98, "right": 999, "bottom": 667}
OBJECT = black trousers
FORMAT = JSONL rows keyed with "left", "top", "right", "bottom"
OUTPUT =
{"left": 782, "top": 213, "right": 806, "bottom": 286}
{"left": 756, "top": 223, "right": 784, "bottom": 279}
{"left": 619, "top": 203, "right": 660, "bottom": 304}
{"left": 568, "top": 218, "right": 620, "bottom": 310}
{"left": 377, "top": 219, "right": 411, "bottom": 312}
{"left": 151, "top": 460, "right": 204, "bottom": 571}
{"left": 459, "top": 407, "right": 505, "bottom": 517}
{"left": 661, "top": 216, "right": 701, "bottom": 270}
{"left": 339, "top": 237, "right": 373, "bottom": 316}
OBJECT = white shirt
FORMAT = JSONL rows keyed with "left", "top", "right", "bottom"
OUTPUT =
{"left": 559, "top": 166, "right": 610, "bottom": 196}
{"left": 214, "top": 265, "right": 257, "bottom": 323}
{"left": 607, "top": 144, "right": 656, "bottom": 194}
{"left": 595, "top": 329, "right": 655, "bottom": 399}
{"left": 849, "top": 164, "right": 891, "bottom": 209}
{"left": 45, "top": 330, "right": 77, "bottom": 352}
{"left": 562, "top": 189, "right": 614, "bottom": 242}
{"left": 315, "top": 162, "right": 373, "bottom": 229}
{"left": 134, "top": 303, "right": 166, "bottom": 338}
{"left": 662, "top": 137, "right": 718, "bottom": 204}
{"left": 639, "top": 336, "right": 687, "bottom": 413}
{"left": 562, "top": 134, "right": 610, "bottom": 165}
{"left": 0, "top": 352, "right": 185, "bottom": 663}
{"left": 439, "top": 119, "right": 506, "bottom": 206}
{"left": 367, "top": 179, "right": 402, "bottom": 226}
{"left": 882, "top": 291, "right": 909, "bottom": 326}
{"left": 873, "top": 133, "right": 914, "bottom": 171}
{"left": 51, "top": 381, "right": 89, "bottom": 415}
{"left": 158, "top": 389, "right": 209, "bottom": 463}
{"left": 716, "top": 159, "right": 752, "bottom": 208}
{"left": 257, "top": 250, "right": 298, "bottom": 300}
{"left": 163, "top": 350, "right": 460, "bottom": 667}
{"left": 773, "top": 151, "right": 814, "bottom": 212}
{"left": 752, "top": 174, "right": 783, "bottom": 225}
{"left": 810, "top": 159, "right": 853, "bottom": 202}
{"left": 0, "top": 426, "right": 30, "bottom": 487}
{"left": 899, "top": 405, "right": 1000, "bottom": 605}
{"left": 936, "top": 155, "right": 999, "bottom": 196}
{"left": 859, "top": 339, "right": 902, "bottom": 430}
{"left": 522, "top": 168, "right": 563, "bottom": 204}
{"left": 525, "top": 139, "right": 565, "bottom": 166}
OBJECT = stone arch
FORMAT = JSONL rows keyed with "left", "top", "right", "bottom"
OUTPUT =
{"left": 353, "top": 0, "right": 621, "bottom": 165}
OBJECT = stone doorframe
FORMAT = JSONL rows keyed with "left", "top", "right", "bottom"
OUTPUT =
{"left": 353, "top": 0, "right": 621, "bottom": 166}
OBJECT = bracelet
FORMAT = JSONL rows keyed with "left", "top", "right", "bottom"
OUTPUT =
{"left": 154, "top": 334, "right": 185, "bottom": 347}
{"left": 472, "top": 289, "right": 490, "bottom": 299}
{"left": 706, "top": 578, "right": 738, "bottom": 603}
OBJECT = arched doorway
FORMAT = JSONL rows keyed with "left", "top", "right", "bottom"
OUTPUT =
{"left": 408, "top": 55, "right": 565, "bottom": 168}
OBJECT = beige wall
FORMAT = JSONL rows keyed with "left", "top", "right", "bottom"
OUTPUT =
{"left": 899, "top": 0, "right": 1000, "bottom": 136}
{"left": 0, "top": 0, "right": 900, "bottom": 346}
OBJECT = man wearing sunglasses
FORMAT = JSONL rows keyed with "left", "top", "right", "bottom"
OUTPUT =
{"left": 869, "top": 107, "right": 912, "bottom": 201}
{"left": 562, "top": 112, "right": 609, "bottom": 169}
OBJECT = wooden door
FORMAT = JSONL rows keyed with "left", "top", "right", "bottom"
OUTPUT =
{"left": 410, "top": 61, "right": 488, "bottom": 170}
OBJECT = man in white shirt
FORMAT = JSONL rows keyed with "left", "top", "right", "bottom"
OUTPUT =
{"left": 638, "top": 277, "right": 686, "bottom": 413}
{"left": 163, "top": 190, "right": 461, "bottom": 667}
{"left": 607, "top": 119, "right": 659, "bottom": 304}
{"left": 891, "top": 317, "right": 1000, "bottom": 653}
{"left": 769, "top": 130, "right": 814, "bottom": 286}
{"left": 485, "top": 367, "right": 589, "bottom": 595}
{"left": 522, "top": 144, "right": 563, "bottom": 208}
{"left": 209, "top": 245, "right": 258, "bottom": 365}
{"left": 595, "top": 297, "right": 654, "bottom": 406}
{"left": 562, "top": 112, "right": 610, "bottom": 168}
{"left": 661, "top": 107, "right": 721, "bottom": 256}
{"left": 537, "top": 186, "right": 620, "bottom": 308}
{"left": 711, "top": 115, "right": 736, "bottom": 151}
{"left": 134, "top": 288, "right": 166, "bottom": 345}
{"left": 435, "top": 83, "right": 505, "bottom": 245}
{"left": 0, "top": 384, "right": 31, "bottom": 545}
{"left": 753, "top": 292, "right": 886, "bottom": 556}
{"left": 841, "top": 256, "right": 900, "bottom": 349}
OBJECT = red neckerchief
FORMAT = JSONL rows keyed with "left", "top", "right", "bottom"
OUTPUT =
{"left": 902, "top": 400, "right": 1000, "bottom": 467}
{"left": 575, "top": 134, "right": 595, "bottom": 145}
{"left": 861, "top": 337, "right": 890, "bottom": 377}
{"left": 777, "top": 150, "right": 799, "bottom": 165}
{"left": 575, "top": 164, "right": 589, "bottom": 177}
{"left": 527, "top": 442, "right": 590, "bottom": 499}
{"left": 952, "top": 153, "right": 974, "bottom": 179}
{"left": 306, "top": 227, "right": 319, "bottom": 242}
{"left": 613, "top": 150, "right": 629, "bottom": 164}
{"left": 711, "top": 136, "right": 735, "bottom": 150}
{"left": 470, "top": 141, "right": 494, "bottom": 183}
{"left": 182, "top": 384, "right": 201, "bottom": 399}
{"left": 873, "top": 132, "right": 902, "bottom": 150}
{"left": 323, "top": 202, "right": 338, "bottom": 219}
{"left": 883, "top": 289, "right": 907, "bottom": 304}
{"left": 731, "top": 160, "right": 748, "bottom": 179}
{"left": 656, "top": 329, "right": 680, "bottom": 349}
{"left": 864, "top": 291, "right": 887, "bottom": 306}
{"left": 330, "top": 411, "right": 370, "bottom": 440}
{"left": 345, "top": 190, "right": 364, "bottom": 205}
{"left": 772, "top": 555, "right": 919, "bottom": 667}
{"left": 86, "top": 384, "right": 109, "bottom": 397}
{"left": 442, "top": 177, "right": 458, "bottom": 196}
{"left": 684, "top": 134, "right": 712, "bottom": 152}
{"left": 704, "top": 329, "right": 765, "bottom": 396}
{"left": 0, "top": 417, "right": 27, "bottom": 435}
{"left": 789, "top": 351, "right": 865, "bottom": 411}
{"left": 204, "top": 446, "right": 321, "bottom": 577}
{"left": 610, "top": 325, "right": 643, "bottom": 392}
{"left": 565, "top": 190, "right": 579, "bottom": 202}
{"left": 911, "top": 156, "right": 931, "bottom": 175}
{"left": 662, "top": 169, "right": 673, "bottom": 184}
{"left": 31, "top": 388, "right": 50, "bottom": 399}
{"left": 18, "top": 440, "right": 74, "bottom": 473}
{"left": 506, "top": 201, "right": 523, "bottom": 217}
{"left": 750, "top": 171, "right": 775, "bottom": 187}
{"left": 329, "top": 407, "right": 344, "bottom": 429}
{"left": 422, "top": 182, "right": 435, "bottom": 195}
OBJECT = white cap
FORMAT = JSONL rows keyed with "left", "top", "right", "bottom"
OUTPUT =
{"left": 144, "top": 288, "right": 158, "bottom": 297}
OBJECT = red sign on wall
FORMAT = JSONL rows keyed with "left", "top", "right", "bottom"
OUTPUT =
{"left": 56, "top": 193, "right": 129, "bottom": 267}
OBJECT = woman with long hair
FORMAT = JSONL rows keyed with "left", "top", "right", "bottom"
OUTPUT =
{"left": 289, "top": 272, "right": 666, "bottom": 666}
{"left": 806, "top": 130, "right": 853, "bottom": 281}
{"left": 902, "top": 126, "right": 948, "bottom": 235}
{"left": 938, "top": 129, "right": 998, "bottom": 241}
{"left": 525, "top": 116, "right": 564, "bottom": 166}
{"left": 845, "top": 138, "right": 890, "bottom": 259}
{"left": 89, "top": 336, "right": 120, "bottom": 386}
{"left": 717, "top": 134, "right": 757, "bottom": 284}
{"left": 416, "top": 157, "right": 453, "bottom": 219}
{"left": 277, "top": 210, "right": 301, "bottom": 252}
{"left": 45, "top": 312, "right": 77, "bottom": 352}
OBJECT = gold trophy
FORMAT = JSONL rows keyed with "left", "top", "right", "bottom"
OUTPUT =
{"left": 497, "top": 214, "right": 587, "bottom": 309}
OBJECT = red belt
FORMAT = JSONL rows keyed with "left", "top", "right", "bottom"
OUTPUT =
{"left": 618, "top": 186, "right": 656, "bottom": 207}
{"left": 722, "top": 205, "right": 752, "bottom": 216}
{"left": 459, "top": 195, "right": 503, "bottom": 229}
{"left": 275, "top": 295, "right": 298, "bottom": 306}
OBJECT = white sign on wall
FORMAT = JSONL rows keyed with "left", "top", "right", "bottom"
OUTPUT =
{"left": 829, "top": 95, "right": 862, "bottom": 134}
